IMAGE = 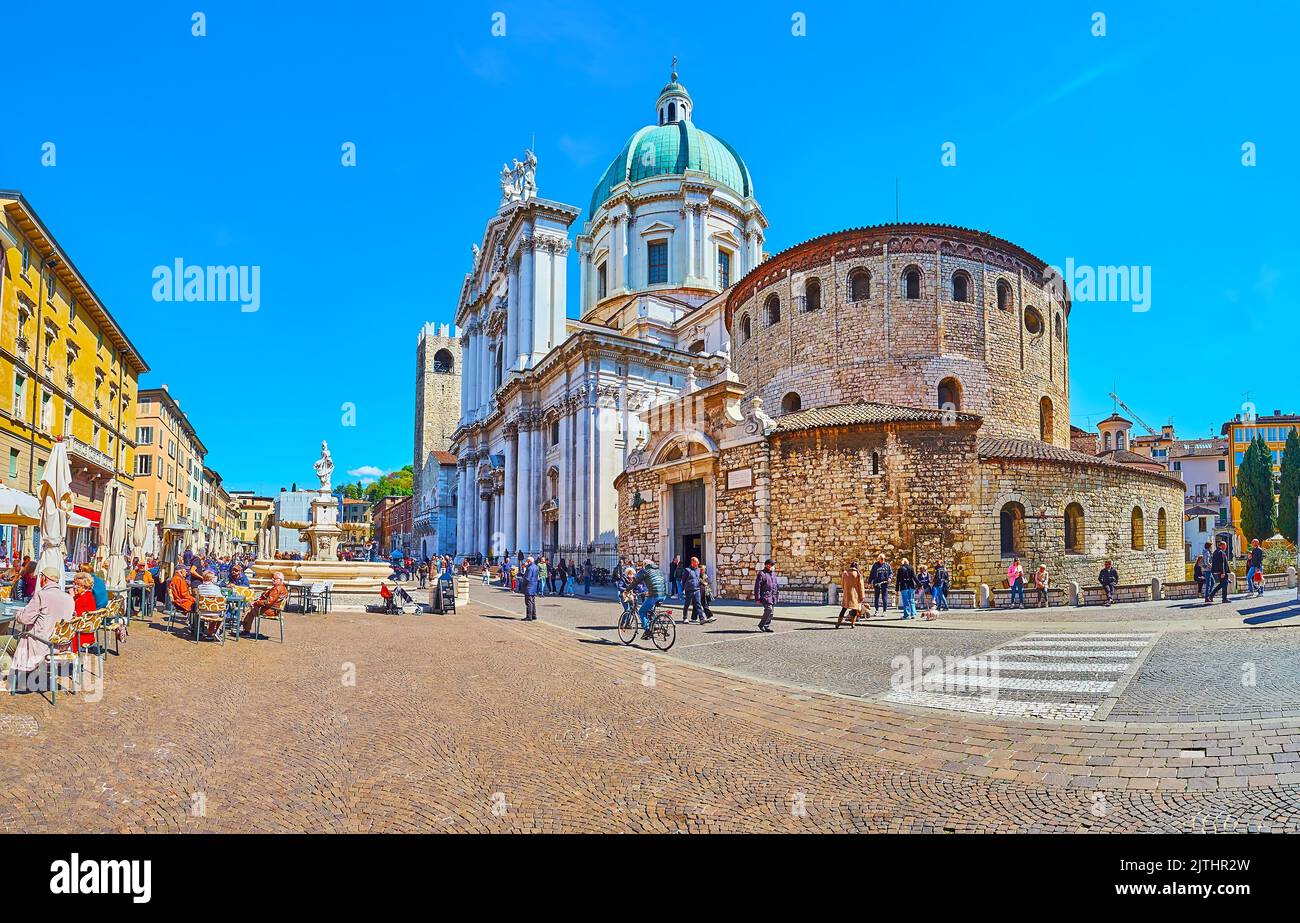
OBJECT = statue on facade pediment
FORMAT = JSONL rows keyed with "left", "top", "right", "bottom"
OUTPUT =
{"left": 520, "top": 149, "right": 537, "bottom": 201}
{"left": 500, "top": 163, "right": 519, "bottom": 205}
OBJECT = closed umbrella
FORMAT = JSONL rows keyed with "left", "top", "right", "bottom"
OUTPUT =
{"left": 131, "top": 491, "right": 149, "bottom": 566}
{"left": 97, "top": 479, "right": 117, "bottom": 568}
{"left": 107, "top": 486, "right": 127, "bottom": 588}
{"left": 38, "top": 440, "right": 74, "bottom": 590}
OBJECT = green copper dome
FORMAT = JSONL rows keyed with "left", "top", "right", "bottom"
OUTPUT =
{"left": 589, "top": 119, "right": 753, "bottom": 216}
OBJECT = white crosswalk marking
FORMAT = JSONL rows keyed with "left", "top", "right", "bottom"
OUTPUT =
{"left": 882, "top": 630, "right": 1159, "bottom": 721}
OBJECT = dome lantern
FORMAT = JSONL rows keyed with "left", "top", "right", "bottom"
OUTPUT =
{"left": 656, "top": 56, "right": 692, "bottom": 125}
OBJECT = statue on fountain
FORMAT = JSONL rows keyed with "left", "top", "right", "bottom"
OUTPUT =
{"left": 313, "top": 441, "right": 334, "bottom": 493}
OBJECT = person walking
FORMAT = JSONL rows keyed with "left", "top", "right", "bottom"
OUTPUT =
{"left": 754, "top": 559, "right": 779, "bottom": 632}
{"left": 537, "top": 557, "right": 549, "bottom": 596}
{"left": 931, "top": 559, "right": 950, "bottom": 613}
{"left": 698, "top": 567, "right": 718, "bottom": 623}
{"left": 1193, "top": 553, "right": 1206, "bottom": 597}
{"left": 1098, "top": 560, "right": 1119, "bottom": 606}
{"left": 1033, "top": 564, "right": 1050, "bottom": 609}
{"left": 1207, "top": 540, "right": 1230, "bottom": 605}
{"left": 1007, "top": 558, "right": 1026, "bottom": 609}
{"left": 896, "top": 557, "right": 918, "bottom": 619}
{"left": 836, "top": 561, "right": 865, "bottom": 628}
{"left": 563, "top": 560, "right": 579, "bottom": 596}
{"left": 681, "top": 556, "right": 704, "bottom": 624}
{"left": 583, "top": 558, "right": 592, "bottom": 595}
{"left": 668, "top": 555, "right": 682, "bottom": 598}
{"left": 1246, "top": 539, "right": 1264, "bottom": 598}
{"left": 916, "top": 564, "right": 932, "bottom": 611}
{"left": 522, "top": 556, "right": 539, "bottom": 621}
{"left": 1198, "top": 541, "right": 1215, "bottom": 602}
{"left": 868, "top": 553, "right": 892, "bottom": 616}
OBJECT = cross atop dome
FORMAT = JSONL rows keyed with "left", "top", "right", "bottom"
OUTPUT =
{"left": 656, "top": 57, "right": 692, "bottom": 125}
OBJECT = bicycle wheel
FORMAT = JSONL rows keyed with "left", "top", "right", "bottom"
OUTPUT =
{"left": 650, "top": 611, "right": 676, "bottom": 651}
{"left": 617, "top": 609, "right": 640, "bottom": 645}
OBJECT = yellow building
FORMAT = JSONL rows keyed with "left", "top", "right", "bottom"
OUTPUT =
{"left": 1222, "top": 410, "right": 1300, "bottom": 550}
{"left": 0, "top": 191, "right": 148, "bottom": 558}
{"left": 231, "top": 492, "right": 273, "bottom": 548}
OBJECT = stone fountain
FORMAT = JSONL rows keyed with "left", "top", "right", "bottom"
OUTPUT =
{"left": 251, "top": 441, "right": 392, "bottom": 595}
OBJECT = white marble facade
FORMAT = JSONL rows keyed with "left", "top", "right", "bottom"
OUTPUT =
{"left": 452, "top": 74, "right": 767, "bottom": 562}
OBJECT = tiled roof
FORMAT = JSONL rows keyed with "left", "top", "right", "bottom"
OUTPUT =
{"left": 1097, "top": 448, "right": 1166, "bottom": 468}
{"left": 432, "top": 450, "right": 458, "bottom": 465}
{"left": 978, "top": 437, "right": 1184, "bottom": 485}
{"left": 774, "top": 401, "right": 981, "bottom": 433}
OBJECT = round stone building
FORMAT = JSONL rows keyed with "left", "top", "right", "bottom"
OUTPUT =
{"left": 615, "top": 223, "right": 1185, "bottom": 600}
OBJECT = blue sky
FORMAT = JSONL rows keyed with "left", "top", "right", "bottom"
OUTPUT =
{"left": 2, "top": 1, "right": 1295, "bottom": 492}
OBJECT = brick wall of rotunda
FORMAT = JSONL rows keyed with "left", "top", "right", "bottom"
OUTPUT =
{"left": 726, "top": 225, "right": 1071, "bottom": 446}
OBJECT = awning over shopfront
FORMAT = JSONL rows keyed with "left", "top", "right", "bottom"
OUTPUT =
{"left": 73, "top": 505, "right": 101, "bottom": 528}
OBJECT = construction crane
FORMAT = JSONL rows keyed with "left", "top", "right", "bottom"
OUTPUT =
{"left": 1107, "top": 392, "right": 1158, "bottom": 436}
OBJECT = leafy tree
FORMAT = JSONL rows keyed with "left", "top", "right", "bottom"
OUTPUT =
{"left": 363, "top": 465, "right": 414, "bottom": 503}
{"left": 1278, "top": 427, "right": 1300, "bottom": 543}
{"left": 1237, "top": 435, "right": 1276, "bottom": 542}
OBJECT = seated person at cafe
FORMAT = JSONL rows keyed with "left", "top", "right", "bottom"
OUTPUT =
{"left": 168, "top": 566, "right": 195, "bottom": 614}
{"left": 242, "top": 571, "right": 287, "bottom": 635}
{"left": 69, "top": 572, "right": 98, "bottom": 652}
{"left": 228, "top": 564, "right": 250, "bottom": 588}
{"left": 191, "top": 570, "right": 224, "bottom": 639}
{"left": 8, "top": 564, "right": 75, "bottom": 687}
{"left": 10, "top": 561, "right": 37, "bottom": 602}
{"left": 78, "top": 563, "right": 109, "bottom": 609}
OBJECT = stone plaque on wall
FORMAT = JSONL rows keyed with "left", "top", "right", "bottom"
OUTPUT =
{"left": 726, "top": 467, "right": 753, "bottom": 490}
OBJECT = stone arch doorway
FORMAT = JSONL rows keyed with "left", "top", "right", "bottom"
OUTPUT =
{"left": 649, "top": 434, "right": 719, "bottom": 578}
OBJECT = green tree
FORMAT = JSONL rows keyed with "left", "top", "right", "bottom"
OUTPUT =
{"left": 1278, "top": 427, "right": 1300, "bottom": 543}
{"left": 1237, "top": 435, "right": 1276, "bottom": 542}
{"left": 363, "top": 465, "right": 414, "bottom": 503}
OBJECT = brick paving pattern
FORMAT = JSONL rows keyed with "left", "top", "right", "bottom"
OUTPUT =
{"left": 3, "top": 590, "right": 1300, "bottom": 833}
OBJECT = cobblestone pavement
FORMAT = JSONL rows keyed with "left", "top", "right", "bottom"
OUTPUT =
{"left": 4, "top": 594, "right": 1300, "bottom": 833}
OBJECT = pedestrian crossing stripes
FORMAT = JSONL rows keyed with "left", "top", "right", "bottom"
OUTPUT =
{"left": 882, "top": 632, "right": 1158, "bottom": 721}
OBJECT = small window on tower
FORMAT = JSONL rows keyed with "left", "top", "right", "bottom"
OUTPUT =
{"left": 717, "top": 249, "right": 731, "bottom": 288}
{"left": 596, "top": 262, "right": 607, "bottom": 300}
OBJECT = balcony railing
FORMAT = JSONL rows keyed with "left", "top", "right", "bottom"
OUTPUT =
{"left": 66, "top": 436, "right": 115, "bottom": 472}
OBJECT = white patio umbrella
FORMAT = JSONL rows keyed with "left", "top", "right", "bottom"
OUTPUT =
{"left": 38, "top": 440, "right": 74, "bottom": 590}
{"left": 131, "top": 491, "right": 149, "bottom": 565}
{"left": 0, "top": 481, "right": 40, "bottom": 526}
{"left": 96, "top": 479, "right": 116, "bottom": 568}
{"left": 107, "top": 486, "right": 127, "bottom": 588}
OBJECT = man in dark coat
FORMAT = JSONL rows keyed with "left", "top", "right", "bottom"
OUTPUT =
{"left": 753, "top": 559, "right": 779, "bottom": 633}
{"left": 1208, "top": 541, "right": 1231, "bottom": 604}
{"left": 522, "top": 556, "right": 540, "bottom": 621}
{"left": 1098, "top": 560, "right": 1119, "bottom": 606}
{"left": 868, "top": 553, "right": 892, "bottom": 615}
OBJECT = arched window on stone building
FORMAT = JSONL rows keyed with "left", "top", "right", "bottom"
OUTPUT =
{"left": 951, "top": 270, "right": 972, "bottom": 303}
{"left": 739, "top": 313, "right": 752, "bottom": 343}
{"left": 1157, "top": 508, "right": 1168, "bottom": 549}
{"left": 1039, "top": 396, "right": 1054, "bottom": 442}
{"left": 1054, "top": 312, "right": 1063, "bottom": 340}
{"left": 849, "top": 268, "right": 870, "bottom": 302}
{"left": 765, "top": 294, "right": 781, "bottom": 325}
{"left": 902, "top": 267, "right": 922, "bottom": 300}
{"left": 781, "top": 392, "right": 801, "bottom": 414}
{"left": 804, "top": 279, "right": 821, "bottom": 312}
{"left": 938, "top": 377, "right": 962, "bottom": 412}
{"left": 433, "top": 348, "right": 454, "bottom": 373}
{"left": 1065, "top": 503, "right": 1084, "bottom": 553}
{"left": 1103, "top": 431, "right": 1112, "bottom": 450}
{"left": 870, "top": 451, "right": 880, "bottom": 475}
{"left": 1131, "top": 507, "right": 1145, "bottom": 550}
{"left": 997, "top": 279, "right": 1013, "bottom": 311}
{"left": 1000, "top": 502, "right": 1026, "bottom": 557}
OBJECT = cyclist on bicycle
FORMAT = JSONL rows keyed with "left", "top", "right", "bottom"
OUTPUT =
{"left": 633, "top": 558, "right": 667, "bottom": 640}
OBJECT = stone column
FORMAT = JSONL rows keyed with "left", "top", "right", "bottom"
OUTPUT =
{"left": 503, "top": 429, "right": 516, "bottom": 554}
{"left": 684, "top": 207, "right": 696, "bottom": 280}
{"left": 558, "top": 409, "right": 571, "bottom": 547}
{"left": 519, "top": 241, "right": 535, "bottom": 369}
{"left": 456, "top": 463, "right": 467, "bottom": 554}
{"left": 506, "top": 255, "right": 519, "bottom": 373}
{"left": 529, "top": 419, "right": 543, "bottom": 550}
{"left": 551, "top": 239, "right": 569, "bottom": 351}
{"left": 515, "top": 417, "right": 532, "bottom": 553}
{"left": 576, "top": 391, "right": 590, "bottom": 547}
{"left": 479, "top": 483, "right": 491, "bottom": 558}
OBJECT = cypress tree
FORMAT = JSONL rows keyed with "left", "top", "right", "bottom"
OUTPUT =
{"left": 1277, "top": 427, "right": 1300, "bottom": 543}
{"left": 1237, "top": 435, "right": 1276, "bottom": 542}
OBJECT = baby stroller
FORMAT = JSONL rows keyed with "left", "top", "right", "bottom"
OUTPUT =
{"left": 379, "top": 581, "right": 420, "bottom": 615}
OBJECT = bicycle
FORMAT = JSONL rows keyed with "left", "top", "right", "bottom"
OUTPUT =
{"left": 617, "top": 593, "right": 676, "bottom": 651}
